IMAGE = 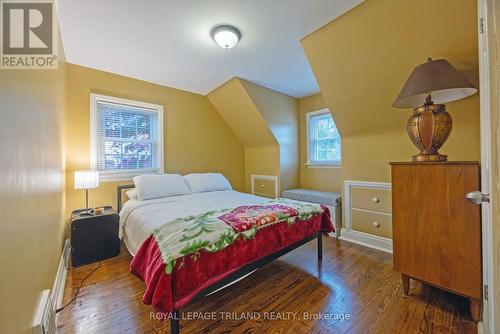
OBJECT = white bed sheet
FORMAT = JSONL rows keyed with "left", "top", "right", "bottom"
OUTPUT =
{"left": 119, "top": 190, "right": 269, "bottom": 256}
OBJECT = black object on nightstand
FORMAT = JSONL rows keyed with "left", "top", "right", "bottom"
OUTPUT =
{"left": 70, "top": 206, "right": 120, "bottom": 267}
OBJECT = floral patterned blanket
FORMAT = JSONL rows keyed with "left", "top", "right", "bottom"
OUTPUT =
{"left": 151, "top": 198, "right": 324, "bottom": 274}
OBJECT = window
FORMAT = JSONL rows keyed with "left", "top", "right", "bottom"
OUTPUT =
{"left": 306, "top": 109, "right": 341, "bottom": 166}
{"left": 90, "top": 94, "right": 164, "bottom": 181}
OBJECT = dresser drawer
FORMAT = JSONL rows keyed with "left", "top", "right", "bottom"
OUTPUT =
{"left": 351, "top": 209, "right": 392, "bottom": 238}
{"left": 252, "top": 178, "right": 277, "bottom": 198}
{"left": 351, "top": 187, "right": 392, "bottom": 213}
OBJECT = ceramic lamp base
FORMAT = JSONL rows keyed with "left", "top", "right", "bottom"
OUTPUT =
{"left": 412, "top": 153, "right": 448, "bottom": 162}
{"left": 407, "top": 103, "right": 452, "bottom": 162}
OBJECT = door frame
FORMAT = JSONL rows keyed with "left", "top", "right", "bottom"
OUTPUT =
{"left": 477, "top": 0, "right": 495, "bottom": 333}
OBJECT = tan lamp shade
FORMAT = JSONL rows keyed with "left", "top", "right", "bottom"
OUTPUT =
{"left": 393, "top": 58, "right": 477, "bottom": 108}
{"left": 393, "top": 58, "right": 477, "bottom": 162}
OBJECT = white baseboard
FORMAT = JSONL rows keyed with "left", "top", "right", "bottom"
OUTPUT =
{"left": 339, "top": 228, "right": 393, "bottom": 253}
{"left": 52, "top": 239, "right": 70, "bottom": 310}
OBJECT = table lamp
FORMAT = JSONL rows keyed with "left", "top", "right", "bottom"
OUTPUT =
{"left": 74, "top": 170, "right": 100, "bottom": 215}
{"left": 393, "top": 58, "right": 477, "bottom": 162}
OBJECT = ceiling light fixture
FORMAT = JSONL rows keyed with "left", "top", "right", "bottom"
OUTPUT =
{"left": 211, "top": 24, "right": 241, "bottom": 49}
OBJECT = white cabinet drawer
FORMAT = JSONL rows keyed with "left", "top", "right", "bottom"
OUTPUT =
{"left": 351, "top": 209, "right": 392, "bottom": 239}
{"left": 351, "top": 187, "right": 392, "bottom": 213}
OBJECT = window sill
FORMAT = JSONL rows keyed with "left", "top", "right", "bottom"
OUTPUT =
{"left": 305, "top": 163, "right": 342, "bottom": 169}
{"left": 99, "top": 170, "right": 162, "bottom": 182}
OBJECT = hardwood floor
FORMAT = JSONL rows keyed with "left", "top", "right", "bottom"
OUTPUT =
{"left": 58, "top": 237, "right": 477, "bottom": 333}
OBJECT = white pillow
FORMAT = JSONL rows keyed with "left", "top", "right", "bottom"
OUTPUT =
{"left": 133, "top": 174, "right": 190, "bottom": 201}
{"left": 183, "top": 173, "right": 232, "bottom": 193}
{"left": 126, "top": 188, "right": 138, "bottom": 200}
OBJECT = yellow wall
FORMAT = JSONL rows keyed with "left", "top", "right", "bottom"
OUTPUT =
{"left": 298, "top": 93, "right": 342, "bottom": 192}
{"left": 245, "top": 146, "right": 281, "bottom": 192}
{"left": 207, "top": 78, "right": 279, "bottom": 192}
{"left": 0, "top": 49, "right": 66, "bottom": 333}
{"left": 208, "top": 78, "right": 300, "bottom": 193}
{"left": 301, "top": 0, "right": 480, "bottom": 199}
{"left": 65, "top": 64, "right": 245, "bottom": 215}
{"left": 240, "top": 80, "right": 299, "bottom": 191}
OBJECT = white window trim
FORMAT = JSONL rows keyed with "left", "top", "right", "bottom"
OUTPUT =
{"left": 305, "top": 108, "right": 342, "bottom": 168}
{"left": 90, "top": 93, "right": 164, "bottom": 182}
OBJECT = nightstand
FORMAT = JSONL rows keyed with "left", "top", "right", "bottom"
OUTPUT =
{"left": 70, "top": 206, "right": 120, "bottom": 267}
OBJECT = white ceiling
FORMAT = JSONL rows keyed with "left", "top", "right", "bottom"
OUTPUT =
{"left": 57, "top": 0, "right": 362, "bottom": 98}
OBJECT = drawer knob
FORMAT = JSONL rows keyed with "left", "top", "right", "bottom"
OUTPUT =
{"left": 373, "top": 222, "right": 380, "bottom": 228}
{"left": 261, "top": 184, "right": 265, "bottom": 188}
{"left": 372, "top": 197, "right": 380, "bottom": 203}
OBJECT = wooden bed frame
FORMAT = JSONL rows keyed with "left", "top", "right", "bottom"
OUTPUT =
{"left": 117, "top": 184, "right": 323, "bottom": 334}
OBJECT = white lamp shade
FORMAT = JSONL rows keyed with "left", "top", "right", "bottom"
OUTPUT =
{"left": 74, "top": 170, "right": 100, "bottom": 189}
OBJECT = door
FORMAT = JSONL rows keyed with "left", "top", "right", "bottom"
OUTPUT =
{"left": 475, "top": 1, "right": 499, "bottom": 333}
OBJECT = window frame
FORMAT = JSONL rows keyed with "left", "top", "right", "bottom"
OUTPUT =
{"left": 90, "top": 93, "right": 164, "bottom": 181}
{"left": 305, "top": 108, "right": 341, "bottom": 168}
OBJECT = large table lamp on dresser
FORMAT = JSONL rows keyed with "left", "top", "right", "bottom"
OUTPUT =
{"left": 393, "top": 58, "right": 477, "bottom": 161}
{"left": 391, "top": 58, "right": 482, "bottom": 322}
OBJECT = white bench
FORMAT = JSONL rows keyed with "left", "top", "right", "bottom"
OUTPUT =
{"left": 281, "top": 188, "right": 342, "bottom": 238}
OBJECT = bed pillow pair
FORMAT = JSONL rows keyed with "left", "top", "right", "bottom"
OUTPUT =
{"left": 132, "top": 173, "right": 232, "bottom": 200}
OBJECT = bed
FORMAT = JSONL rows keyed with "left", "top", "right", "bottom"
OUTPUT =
{"left": 118, "top": 176, "right": 334, "bottom": 334}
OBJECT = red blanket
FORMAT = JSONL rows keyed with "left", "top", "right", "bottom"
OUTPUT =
{"left": 130, "top": 206, "right": 333, "bottom": 312}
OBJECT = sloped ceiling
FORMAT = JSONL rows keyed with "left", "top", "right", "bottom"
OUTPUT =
{"left": 239, "top": 80, "right": 299, "bottom": 190}
{"left": 207, "top": 78, "right": 277, "bottom": 147}
{"left": 208, "top": 78, "right": 300, "bottom": 190}
{"left": 301, "top": 0, "right": 480, "bottom": 138}
{"left": 56, "top": 0, "right": 363, "bottom": 98}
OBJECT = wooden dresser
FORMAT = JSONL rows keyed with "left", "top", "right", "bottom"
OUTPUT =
{"left": 390, "top": 161, "right": 482, "bottom": 321}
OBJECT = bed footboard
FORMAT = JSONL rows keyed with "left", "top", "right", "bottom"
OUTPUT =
{"left": 170, "top": 231, "right": 323, "bottom": 333}
{"left": 318, "top": 232, "right": 323, "bottom": 261}
{"left": 171, "top": 309, "right": 180, "bottom": 334}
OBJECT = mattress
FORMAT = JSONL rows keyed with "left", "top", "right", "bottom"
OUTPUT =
{"left": 128, "top": 192, "right": 334, "bottom": 312}
{"left": 119, "top": 190, "right": 269, "bottom": 255}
